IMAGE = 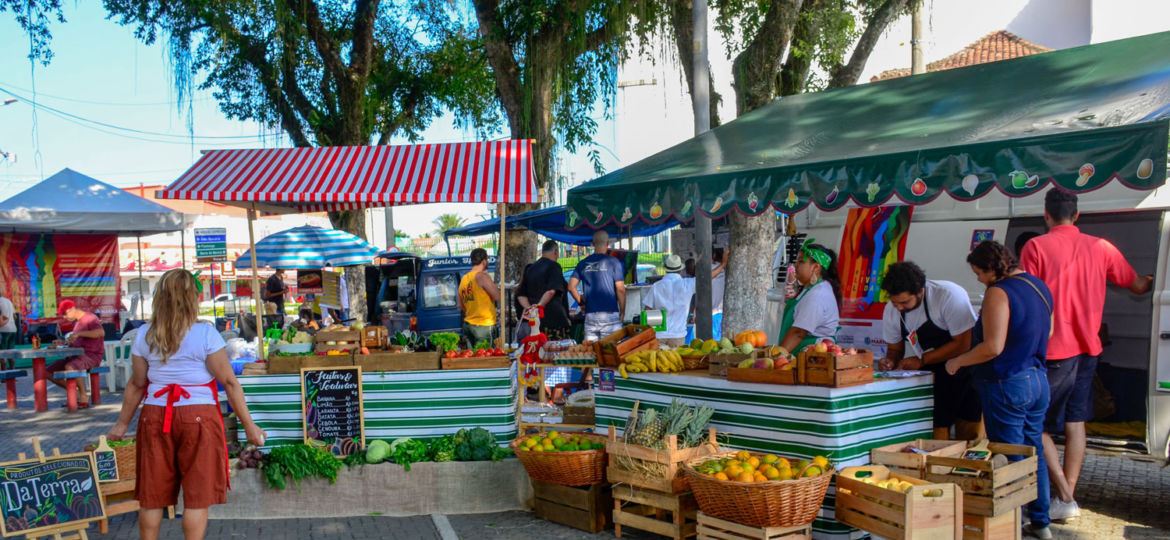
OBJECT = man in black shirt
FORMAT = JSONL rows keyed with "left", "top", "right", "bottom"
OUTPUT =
{"left": 265, "top": 269, "right": 288, "bottom": 316}
{"left": 517, "top": 240, "right": 571, "bottom": 340}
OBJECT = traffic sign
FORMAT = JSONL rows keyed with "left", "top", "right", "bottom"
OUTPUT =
{"left": 195, "top": 227, "right": 228, "bottom": 263}
{"left": 220, "top": 260, "right": 236, "bottom": 280}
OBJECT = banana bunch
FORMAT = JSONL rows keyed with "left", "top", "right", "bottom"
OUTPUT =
{"left": 619, "top": 349, "right": 684, "bottom": 378}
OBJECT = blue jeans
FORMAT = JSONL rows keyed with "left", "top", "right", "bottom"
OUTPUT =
{"left": 976, "top": 367, "right": 1051, "bottom": 528}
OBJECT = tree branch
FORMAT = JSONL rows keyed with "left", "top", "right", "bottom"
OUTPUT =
{"left": 349, "top": 0, "right": 381, "bottom": 76}
{"left": 827, "top": 0, "right": 908, "bottom": 88}
{"left": 471, "top": 0, "right": 525, "bottom": 134}
{"left": 282, "top": 0, "right": 348, "bottom": 81}
{"left": 778, "top": 0, "right": 820, "bottom": 96}
{"left": 731, "top": 0, "right": 804, "bottom": 113}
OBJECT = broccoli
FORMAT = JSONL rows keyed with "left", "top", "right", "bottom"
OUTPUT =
{"left": 454, "top": 427, "right": 498, "bottom": 461}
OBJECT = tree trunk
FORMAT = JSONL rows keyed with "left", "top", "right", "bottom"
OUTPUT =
{"left": 329, "top": 209, "right": 369, "bottom": 323}
{"left": 722, "top": 212, "right": 775, "bottom": 339}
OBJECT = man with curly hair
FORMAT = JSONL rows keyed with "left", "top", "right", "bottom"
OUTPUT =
{"left": 879, "top": 261, "right": 982, "bottom": 440}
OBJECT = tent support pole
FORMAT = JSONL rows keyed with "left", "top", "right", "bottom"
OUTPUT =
{"left": 247, "top": 206, "right": 266, "bottom": 360}
{"left": 498, "top": 203, "right": 507, "bottom": 347}
{"left": 179, "top": 215, "right": 186, "bottom": 271}
{"left": 137, "top": 235, "right": 145, "bottom": 320}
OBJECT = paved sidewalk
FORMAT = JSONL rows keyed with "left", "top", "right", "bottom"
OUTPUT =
{"left": 3, "top": 373, "right": 1168, "bottom": 539}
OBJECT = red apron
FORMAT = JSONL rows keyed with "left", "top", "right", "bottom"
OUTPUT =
{"left": 151, "top": 379, "right": 232, "bottom": 490}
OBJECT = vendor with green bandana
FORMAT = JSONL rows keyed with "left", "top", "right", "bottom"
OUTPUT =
{"left": 777, "top": 239, "right": 842, "bottom": 353}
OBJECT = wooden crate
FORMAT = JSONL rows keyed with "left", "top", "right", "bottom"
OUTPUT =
{"left": 697, "top": 512, "right": 812, "bottom": 540}
{"left": 708, "top": 352, "right": 759, "bottom": 377}
{"left": 315, "top": 329, "right": 363, "bottom": 354}
{"left": 268, "top": 354, "right": 353, "bottom": 373}
{"left": 362, "top": 326, "right": 388, "bottom": 349}
{"left": 300, "top": 354, "right": 355, "bottom": 368}
{"left": 613, "top": 484, "right": 698, "bottom": 540}
{"left": 871, "top": 439, "right": 968, "bottom": 476}
{"left": 441, "top": 355, "right": 512, "bottom": 369}
{"left": 836, "top": 465, "right": 963, "bottom": 540}
{"left": 799, "top": 350, "right": 874, "bottom": 387}
{"left": 354, "top": 351, "right": 440, "bottom": 372}
{"left": 532, "top": 480, "right": 613, "bottom": 533}
{"left": 923, "top": 443, "right": 1038, "bottom": 517}
{"left": 962, "top": 507, "right": 1021, "bottom": 540}
{"left": 606, "top": 425, "right": 718, "bottom": 493}
{"left": 596, "top": 325, "right": 657, "bottom": 367}
{"left": 315, "top": 341, "right": 361, "bottom": 354}
{"left": 726, "top": 366, "right": 800, "bottom": 385}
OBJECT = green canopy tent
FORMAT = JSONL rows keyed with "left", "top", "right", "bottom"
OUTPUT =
{"left": 566, "top": 31, "right": 1170, "bottom": 226}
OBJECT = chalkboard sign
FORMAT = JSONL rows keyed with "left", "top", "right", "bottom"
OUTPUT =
{"left": 301, "top": 367, "right": 365, "bottom": 456}
{"left": 0, "top": 453, "right": 106, "bottom": 537}
{"left": 94, "top": 452, "right": 117, "bottom": 483}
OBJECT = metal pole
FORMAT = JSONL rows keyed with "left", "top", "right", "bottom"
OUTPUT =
{"left": 692, "top": 0, "right": 714, "bottom": 340}
{"left": 498, "top": 203, "right": 507, "bottom": 346}
{"left": 179, "top": 215, "right": 186, "bottom": 270}
{"left": 136, "top": 235, "right": 145, "bottom": 320}
{"left": 384, "top": 206, "right": 395, "bottom": 251}
{"left": 911, "top": 0, "right": 925, "bottom": 75}
{"left": 247, "top": 206, "right": 267, "bottom": 360}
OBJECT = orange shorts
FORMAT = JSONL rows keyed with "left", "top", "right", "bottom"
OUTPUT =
{"left": 135, "top": 404, "right": 227, "bottom": 509}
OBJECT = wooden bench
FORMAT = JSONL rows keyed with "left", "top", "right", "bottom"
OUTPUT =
{"left": 52, "top": 370, "right": 87, "bottom": 412}
{"left": 1, "top": 369, "right": 26, "bottom": 409}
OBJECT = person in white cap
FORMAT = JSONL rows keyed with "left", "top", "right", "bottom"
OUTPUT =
{"left": 642, "top": 254, "right": 695, "bottom": 347}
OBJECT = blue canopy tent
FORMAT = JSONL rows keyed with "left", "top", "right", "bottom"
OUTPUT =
{"left": 442, "top": 205, "right": 679, "bottom": 251}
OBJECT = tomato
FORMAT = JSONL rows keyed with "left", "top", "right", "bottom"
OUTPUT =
{"left": 492, "top": 348, "right": 505, "bottom": 356}
{"left": 475, "top": 349, "right": 490, "bottom": 357}
{"left": 461, "top": 350, "right": 473, "bottom": 358}
{"left": 444, "top": 350, "right": 457, "bottom": 358}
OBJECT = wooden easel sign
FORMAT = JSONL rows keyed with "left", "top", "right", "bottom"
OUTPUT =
{"left": 300, "top": 366, "right": 365, "bottom": 456}
{"left": 0, "top": 438, "right": 106, "bottom": 539}
{"left": 91, "top": 438, "right": 117, "bottom": 484}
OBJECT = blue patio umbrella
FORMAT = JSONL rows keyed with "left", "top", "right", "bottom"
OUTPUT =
{"left": 235, "top": 225, "right": 379, "bottom": 269}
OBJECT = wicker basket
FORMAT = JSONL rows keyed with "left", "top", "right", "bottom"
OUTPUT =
{"left": 681, "top": 354, "right": 709, "bottom": 370}
{"left": 682, "top": 451, "right": 834, "bottom": 528}
{"left": 511, "top": 432, "right": 607, "bottom": 486}
{"left": 84, "top": 440, "right": 137, "bottom": 480}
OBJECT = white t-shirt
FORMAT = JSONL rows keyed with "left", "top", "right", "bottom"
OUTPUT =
{"left": 0, "top": 297, "right": 14, "bottom": 333}
{"left": 881, "top": 280, "right": 976, "bottom": 355}
{"left": 792, "top": 281, "right": 838, "bottom": 339}
{"left": 642, "top": 273, "right": 696, "bottom": 339}
{"left": 711, "top": 263, "right": 726, "bottom": 314}
{"left": 339, "top": 274, "right": 350, "bottom": 310}
{"left": 133, "top": 322, "right": 226, "bottom": 407}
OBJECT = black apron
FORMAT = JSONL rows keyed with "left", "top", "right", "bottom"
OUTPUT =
{"left": 899, "top": 287, "right": 981, "bottom": 428}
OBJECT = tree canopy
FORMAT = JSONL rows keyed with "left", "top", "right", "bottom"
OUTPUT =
{"left": 2, "top": 0, "right": 64, "bottom": 64}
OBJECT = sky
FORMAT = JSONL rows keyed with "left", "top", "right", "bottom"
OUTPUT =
{"left": 0, "top": 2, "right": 618, "bottom": 237}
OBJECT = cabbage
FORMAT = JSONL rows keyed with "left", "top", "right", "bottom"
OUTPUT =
{"left": 365, "top": 440, "right": 390, "bottom": 464}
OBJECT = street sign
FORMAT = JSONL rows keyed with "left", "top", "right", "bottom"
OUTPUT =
{"left": 221, "top": 260, "right": 236, "bottom": 280}
{"left": 195, "top": 227, "right": 227, "bottom": 263}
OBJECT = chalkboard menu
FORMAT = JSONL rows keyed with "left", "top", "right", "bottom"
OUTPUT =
{"left": 94, "top": 451, "right": 117, "bottom": 482}
{"left": 0, "top": 453, "right": 106, "bottom": 537}
{"left": 301, "top": 367, "right": 365, "bottom": 456}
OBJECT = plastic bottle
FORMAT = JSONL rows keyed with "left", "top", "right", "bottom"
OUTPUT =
{"left": 31, "top": 335, "right": 40, "bottom": 349}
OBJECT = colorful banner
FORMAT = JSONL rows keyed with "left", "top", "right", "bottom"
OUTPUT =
{"left": 836, "top": 207, "right": 912, "bottom": 358}
{"left": 0, "top": 234, "right": 121, "bottom": 324}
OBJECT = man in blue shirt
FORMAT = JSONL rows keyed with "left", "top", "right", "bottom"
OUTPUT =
{"left": 569, "top": 230, "right": 626, "bottom": 341}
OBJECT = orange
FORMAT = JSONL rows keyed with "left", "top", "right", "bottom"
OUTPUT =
{"left": 753, "top": 473, "right": 767, "bottom": 482}
{"left": 724, "top": 465, "right": 743, "bottom": 478}
{"left": 763, "top": 466, "right": 780, "bottom": 480}
{"left": 777, "top": 468, "right": 795, "bottom": 481}
{"left": 746, "top": 456, "right": 761, "bottom": 469}
{"left": 761, "top": 454, "right": 779, "bottom": 465}
{"left": 776, "top": 457, "right": 791, "bottom": 469}
{"left": 736, "top": 472, "right": 754, "bottom": 483}
{"left": 735, "top": 450, "right": 751, "bottom": 461}
{"left": 714, "top": 472, "right": 729, "bottom": 481}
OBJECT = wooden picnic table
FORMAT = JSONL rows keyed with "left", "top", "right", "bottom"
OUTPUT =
{"left": 0, "top": 346, "right": 84, "bottom": 411}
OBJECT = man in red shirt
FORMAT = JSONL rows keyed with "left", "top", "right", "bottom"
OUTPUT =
{"left": 47, "top": 300, "right": 106, "bottom": 407}
{"left": 1019, "top": 189, "right": 1152, "bottom": 520}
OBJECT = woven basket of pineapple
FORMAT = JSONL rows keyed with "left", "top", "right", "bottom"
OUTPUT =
{"left": 682, "top": 450, "right": 835, "bottom": 528}
{"left": 511, "top": 431, "right": 608, "bottom": 486}
{"left": 606, "top": 399, "right": 719, "bottom": 493}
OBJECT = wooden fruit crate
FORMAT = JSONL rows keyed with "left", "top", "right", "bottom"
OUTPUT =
{"left": 871, "top": 439, "right": 968, "bottom": 476}
{"left": 532, "top": 480, "right": 613, "bottom": 533}
{"left": 596, "top": 325, "right": 657, "bottom": 367}
{"left": 362, "top": 326, "right": 388, "bottom": 349}
{"left": 707, "top": 352, "right": 760, "bottom": 377}
{"left": 606, "top": 425, "right": 719, "bottom": 493}
{"left": 836, "top": 465, "right": 963, "bottom": 540}
{"left": 613, "top": 484, "right": 698, "bottom": 540}
{"left": 268, "top": 354, "right": 353, "bottom": 373}
{"left": 726, "top": 366, "right": 800, "bottom": 385}
{"left": 799, "top": 350, "right": 874, "bottom": 387}
{"left": 697, "top": 512, "right": 812, "bottom": 540}
{"left": 962, "top": 507, "right": 1021, "bottom": 540}
{"left": 441, "top": 355, "right": 512, "bottom": 370}
{"left": 354, "top": 351, "right": 440, "bottom": 372}
{"left": 923, "top": 442, "right": 1038, "bottom": 517}
{"left": 315, "top": 328, "right": 363, "bottom": 354}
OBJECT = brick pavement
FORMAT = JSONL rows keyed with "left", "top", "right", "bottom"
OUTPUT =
{"left": 3, "top": 374, "right": 1168, "bottom": 539}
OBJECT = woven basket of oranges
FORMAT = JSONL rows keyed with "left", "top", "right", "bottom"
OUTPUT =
{"left": 682, "top": 450, "right": 834, "bottom": 528}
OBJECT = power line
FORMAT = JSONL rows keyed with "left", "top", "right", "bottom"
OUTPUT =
{"left": 0, "top": 81, "right": 215, "bottom": 107}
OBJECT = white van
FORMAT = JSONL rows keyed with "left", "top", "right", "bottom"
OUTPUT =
{"left": 777, "top": 181, "right": 1170, "bottom": 459}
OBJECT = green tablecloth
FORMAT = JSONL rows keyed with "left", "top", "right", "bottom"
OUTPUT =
{"left": 594, "top": 372, "right": 933, "bottom": 539}
{"left": 238, "top": 366, "right": 518, "bottom": 447}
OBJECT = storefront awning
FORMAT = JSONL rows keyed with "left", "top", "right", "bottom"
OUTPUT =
{"left": 566, "top": 31, "right": 1170, "bottom": 227}
{"left": 157, "top": 140, "right": 538, "bottom": 213}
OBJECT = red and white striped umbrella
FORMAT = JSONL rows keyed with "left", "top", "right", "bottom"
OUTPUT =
{"left": 157, "top": 140, "right": 538, "bottom": 212}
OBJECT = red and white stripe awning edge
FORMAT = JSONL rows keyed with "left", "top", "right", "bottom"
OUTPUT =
{"left": 157, "top": 141, "right": 538, "bottom": 212}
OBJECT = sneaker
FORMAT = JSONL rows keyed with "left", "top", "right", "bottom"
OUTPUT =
{"left": 1023, "top": 524, "right": 1053, "bottom": 540}
{"left": 1049, "top": 497, "right": 1081, "bottom": 521}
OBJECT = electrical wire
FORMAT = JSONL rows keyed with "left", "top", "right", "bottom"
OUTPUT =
{"left": 0, "top": 80, "right": 215, "bottom": 107}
